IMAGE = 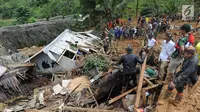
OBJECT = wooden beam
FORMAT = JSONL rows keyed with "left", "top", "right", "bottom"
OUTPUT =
{"left": 108, "top": 87, "right": 137, "bottom": 105}
{"left": 62, "top": 106, "right": 127, "bottom": 112}
{"left": 134, "top": 56, "right": 147, "bottom": 109}
{"left": 144, "top": 84, "right": 159, "bottom": 91}
{"left": 8, "top": 63, "right": 35, "bottom": 68}
{"left": 88, "top": 87, "right": 99, "bottom": 107}
{"left": 144, "top": 77, "right": 154, "bottom": 86}
{"left": 141, "top": 89, "right": 147, "bottom": 106}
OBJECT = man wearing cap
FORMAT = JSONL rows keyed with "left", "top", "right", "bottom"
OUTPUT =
{"left": 159, "top": 32, "right": 175, "bottom": 81}
{"left": 118, "top": 45, "right": 146, "bottom": 93}
{"left": 167, "top": 24, "right": 192, "bottom": 81}
{"left": 165, "top": 46, "right": 198, "bottom": 104}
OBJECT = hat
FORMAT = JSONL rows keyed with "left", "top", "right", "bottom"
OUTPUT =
{"left": 185, "top": 46, "right": 195, "bottom": 55}
{"left": 126, "top": 44, "right": 133, "bottom": 52}
{"left": 180, "top": 24, "right": 191, "bottom": 33}
{"left": 166, "top": 32, "right": 172, "bottom": 37}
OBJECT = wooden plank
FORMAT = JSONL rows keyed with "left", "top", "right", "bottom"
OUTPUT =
{"left": 62, "top": 106, "right": 127, "bottom": 112}
{"left": 64, "top": 83, "right": 81, "bottom": 102}
{"left": 144, "top": 77, "right": 154, "bottom": 86}
{"left": 88, "top": 87, "right": 99, "bottom": 107}
{"left": 144, "top": 84, "right": 159, "bottom": 91}
{"left": 8, "top": 63, "right": 35, "bottom": 68}
{"left": 141, "top": 89, "right": 147, "bottom": 106}
{"left": 134, "top": 56, "right": 147, "bottom": 109}
{"left": 108, "top": 87, "right": 137, "bottom": 105}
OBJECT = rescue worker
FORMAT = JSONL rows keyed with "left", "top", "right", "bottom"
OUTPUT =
{"left": 102, "top": 32, "right": 110, "bottom": 53}
{"left": 165, "top": 46, "right": 198, "bottom": 103}
{"left": 118, "top": 45, "right": 146, "bottom": 93}
{"left": 188, "top": 25, "right": 195, "bottom": 46}
{"left": 167, "top": 24, "right": 192, "bottom": 81}
{"left": 144, "top": 32, "right": 156, "bottom": 51}
{"left": 196, "top": 42, "right": 200, "bottom": 76}
{"left": 159, "top": 32, "right": 175, "bottom": 81}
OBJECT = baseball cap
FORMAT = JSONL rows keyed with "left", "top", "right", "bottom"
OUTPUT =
{"left": 180, "top": 24, "right": 191, "bottom": 33}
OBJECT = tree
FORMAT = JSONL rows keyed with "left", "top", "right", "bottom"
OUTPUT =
{"left": 136, "top": 0, "right": 139, "bottom": 17}
{"left": 15, "top": 7, "right": 32, "bottom": 23}
{"left": 40, "top": 3, "right": 51, "bottom": 21}
{"left": 80, "top": 0, "right": 133, "bottom": 26}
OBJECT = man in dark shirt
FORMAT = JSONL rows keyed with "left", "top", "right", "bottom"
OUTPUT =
{"left": 165, "top": 46, "right": 198, "bottom": 104}
{"left": 118, "top": 45, "right": 145, "bottom": 92}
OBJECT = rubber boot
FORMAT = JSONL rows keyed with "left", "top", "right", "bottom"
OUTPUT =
{"left": 174, "top": 93, "right": 183, "bottom": 103}
{"left": 164, "top": 90, "right": 173, "bottom": 99}
{"left": 169, "top": 92, "right": 183, "bottom": 106}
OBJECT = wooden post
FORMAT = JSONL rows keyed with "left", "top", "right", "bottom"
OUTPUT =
{"left": 134, "top": 56, "right": 147, "bottom": 109}
{"left": 141, "top": 89, "right": 147, "bottom": 106}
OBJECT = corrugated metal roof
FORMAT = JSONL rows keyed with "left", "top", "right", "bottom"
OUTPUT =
{"left": 27, "top": 29, "right": 100, "bottom": 62}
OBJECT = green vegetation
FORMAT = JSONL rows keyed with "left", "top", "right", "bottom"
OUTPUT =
{"left": 0, "top": 19, "right": 16, "bottom": 27}
{"left": 83, "top": 54, "right": 110, "bottom": 74}
{"left": 0, "top": 0, "right": 200, "bottom": 27}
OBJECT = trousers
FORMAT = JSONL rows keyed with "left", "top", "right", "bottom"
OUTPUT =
{"left": 123, "top": 68, "right": 140, "bottom": 87}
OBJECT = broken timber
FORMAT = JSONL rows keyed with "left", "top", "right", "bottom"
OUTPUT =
{"left": 144, "top": 77, "right": 154, "bottom": 86}
{"left": 108, "top": 87, "right": 137, "bottom": 105}
{"left": 62, "top": 106, "right": 127, "bottom": 112}
{"left": 134, "top": 56, "right": 147, "bottom": 109}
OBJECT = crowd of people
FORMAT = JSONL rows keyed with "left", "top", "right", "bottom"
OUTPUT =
{"left": 100, "top": 15, "right": 200, "bottom": 105}
{"left": 102, "top": 16, "right": 172, "bottom": 54}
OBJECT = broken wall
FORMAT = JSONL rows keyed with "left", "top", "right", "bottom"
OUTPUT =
{"left": 0, "top": 18, "right": 73, "bottom": 56}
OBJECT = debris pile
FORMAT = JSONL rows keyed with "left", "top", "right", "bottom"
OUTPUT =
{"left": 0, "top": 29, "right": 163, "bottom": 112}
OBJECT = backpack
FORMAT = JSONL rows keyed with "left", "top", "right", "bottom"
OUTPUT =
{"left": 172, "top": 37, "right": 188, "bottom": 58}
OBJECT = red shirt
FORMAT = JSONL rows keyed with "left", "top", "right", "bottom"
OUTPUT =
{"left": 188, "top": 33, "right": 195, "bottom": 45}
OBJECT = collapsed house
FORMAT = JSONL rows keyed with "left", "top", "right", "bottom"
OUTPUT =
{"left": 25, "top": 29, "right": 101, "bottom": 73}
{"left": 0, "top": 29, "right": 164, "bottom": 112}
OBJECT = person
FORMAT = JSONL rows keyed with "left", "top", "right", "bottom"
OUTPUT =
{"left": 138, "top": 16, "right": 141, "bottom": 25}
{"left": 141, "top": 16, "right": 146, "bottom": 28}
{"left": 167, "top": 24, "right": 192, "bottom": 81}
{"left": 123, "top": 26, "right": 130, "bottom": 39}
{"left": 102, "top": 32, "right": 110, "bottom": 53}
{"left": 158, "top": 32, "right": 175, "bottom": 81}
{"left": 118, "top": 45, "right": 145, "bottom": 93}
{"left": 188, "top": 25, "right": 195, "bottom": 46}
{"left": 165, "top": 46, "right": 198, "bottom": 103}
{"left": 145, "top": 32, "right": 156, "bottom": 50}
{"left": 114, "top": 26, "right": 122, "bottom": 40}
{"left": 148, "top": 21, "right": 153, "bottom": 31}
{"left": 196, "top": 42, "right": 200, "bottom": 76}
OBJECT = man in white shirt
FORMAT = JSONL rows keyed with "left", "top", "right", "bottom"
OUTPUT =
{"left": 147, "top": 32, "right": 156, "bottom": 49}
{"left": 159, "top": 32, "right": 175, "bottom": 80}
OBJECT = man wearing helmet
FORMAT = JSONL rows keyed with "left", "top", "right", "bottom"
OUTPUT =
{"left": 159, "top": 32, "right": 175, "bottom": 81}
